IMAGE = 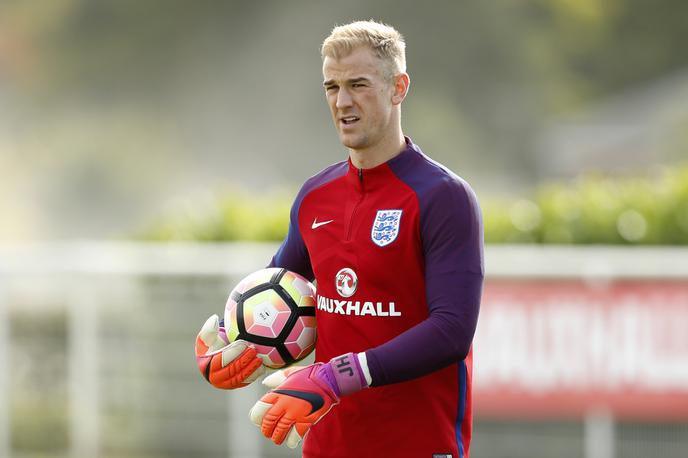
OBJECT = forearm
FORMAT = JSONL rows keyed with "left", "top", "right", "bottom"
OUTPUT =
{"left": 364, "top": 272, "right": 482, "bottom": 386}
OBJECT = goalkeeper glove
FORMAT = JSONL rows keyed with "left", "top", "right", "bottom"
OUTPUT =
{"left": 195, "top": 314, "right": 265, "bottom": 389}
{"left": 249, "top": 352, "right": 369, "bottom": 448}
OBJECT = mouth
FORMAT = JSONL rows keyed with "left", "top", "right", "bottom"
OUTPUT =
{"left": 339, "top": 115, "right": 360, "bottom": 126}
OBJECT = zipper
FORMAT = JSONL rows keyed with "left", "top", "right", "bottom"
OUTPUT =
{"left": 346, "top": 168, "right": 365, "bottom": 241}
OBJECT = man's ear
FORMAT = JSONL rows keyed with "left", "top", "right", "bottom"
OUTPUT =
{"left": 391, "top": 73, "right": 410, "bottom": 105}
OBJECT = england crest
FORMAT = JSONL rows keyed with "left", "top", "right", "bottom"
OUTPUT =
{"left": 371, "top": 209, "right": 402, "bottom": 247}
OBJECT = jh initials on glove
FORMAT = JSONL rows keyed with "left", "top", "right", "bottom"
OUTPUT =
{"left": 249, "top": 352, "right": 369, "bottom": 448}
{"left": 195, "top": 314, "right": 265, "bottom": 389}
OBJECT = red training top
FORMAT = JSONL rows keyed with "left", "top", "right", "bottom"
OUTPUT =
{"left": 270, "top": 137, "right": 484, "bottom": 458}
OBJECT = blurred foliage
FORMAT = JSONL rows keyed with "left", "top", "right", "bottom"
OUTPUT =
{"left": 12, "top": 400, "right": 69, "bottom": 452}
{"left": 484, "top": 165, "right": 688, "bottom": 245}
{"left": 139, "top": 189, "right": 291, "bottom": 242}
{"left": 140, "top": 165, "right": 688, "bottom": 245}
{"left": 11, "top": 308, "right": 69, "bottom": 453}
{"left": 6, "top": 0, "right": 688, "bottom": 110}
{"left": 3, "top": 0, "right": 688, "bottom": 239}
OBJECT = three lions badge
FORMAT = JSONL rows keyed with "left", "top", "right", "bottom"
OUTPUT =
{"left": 371, "top": 209, "right": 402, "bottom": 247}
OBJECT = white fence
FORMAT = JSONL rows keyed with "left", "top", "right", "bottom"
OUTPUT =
{"left": 1, "top": 242, "right": 687, "bottom": 458}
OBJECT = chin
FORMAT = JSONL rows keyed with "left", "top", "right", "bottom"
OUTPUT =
{"left": 339, "top": 133, "right": 367, "bottom": 150}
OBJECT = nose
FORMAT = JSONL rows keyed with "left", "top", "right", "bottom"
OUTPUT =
{"left": 335, "top": 87, "right": 353, "bottom": 109}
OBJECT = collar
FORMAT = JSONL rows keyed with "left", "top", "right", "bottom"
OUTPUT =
{"left": 345, "top": 137, "right": 418, "bottom": 192}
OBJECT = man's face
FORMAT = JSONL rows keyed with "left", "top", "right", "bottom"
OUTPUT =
{"left": 322, "top": 47, "right": 396, "bottom": 152}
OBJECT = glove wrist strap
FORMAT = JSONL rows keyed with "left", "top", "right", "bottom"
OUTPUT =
{"left": 320, "top": 352, "right": 368, "bottom": 397}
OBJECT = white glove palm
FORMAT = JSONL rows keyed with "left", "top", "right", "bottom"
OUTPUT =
{"left": 195, "top": 314, "right": 265, "bottom": 389}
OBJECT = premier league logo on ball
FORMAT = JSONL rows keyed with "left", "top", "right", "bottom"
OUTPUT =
{"left": 335, "top": 268, "right": 358, "bottom": 297}
{"left": 371, "top": 209, "right": 402, "bottom": 247}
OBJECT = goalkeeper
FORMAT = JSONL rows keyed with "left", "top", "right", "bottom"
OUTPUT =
{"left": 196, "top": 20, "right": 483, "bottom": 458}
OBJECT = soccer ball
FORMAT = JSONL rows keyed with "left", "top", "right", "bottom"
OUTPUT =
{"left": 224, "top": 267, "right": 317, "bottom": 369}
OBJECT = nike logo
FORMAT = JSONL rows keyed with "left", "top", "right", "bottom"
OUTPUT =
{"left": 273, "top": 389, "right": 325, "bottom": 415}
{"left": 311, "top": 218, "right": 334, "bottom": 229}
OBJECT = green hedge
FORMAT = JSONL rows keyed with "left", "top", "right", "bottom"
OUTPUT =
{"left": 485, "top": 166, "right": 688, "bottom": 245}
{"left": 139, "top": 166, "right": 688, "bottom": 245}
{"left": 139, "top": 189, "right": 291, "bottom": 242}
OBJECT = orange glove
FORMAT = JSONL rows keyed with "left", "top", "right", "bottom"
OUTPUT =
{"left": 249, "top": 353, "right": 368, "bottom": 448}
{"left": 195, "top": 314, "right": 265, "bottom": 389}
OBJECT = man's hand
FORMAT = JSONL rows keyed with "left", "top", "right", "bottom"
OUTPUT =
{"left": 249, "top": 353, "right": 368, "bottom": 448}
{"left": 195, "top": 314, "right": 265, "bottom": 389}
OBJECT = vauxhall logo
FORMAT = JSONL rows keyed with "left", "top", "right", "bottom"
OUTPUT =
{"left": 335, "top": 267, "right": 357, "bottom": 298}
{"left": 328, "top": 267, "right": 401, "bottom": 316}
{"left": 316, "top": 295, "right": 402, "bottom": 317}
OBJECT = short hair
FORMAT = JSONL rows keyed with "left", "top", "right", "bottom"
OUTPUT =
{"left": 321, "top": 20, "right": 406, "bottom": 80}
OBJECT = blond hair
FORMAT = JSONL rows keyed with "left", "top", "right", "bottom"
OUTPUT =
{"left": 321, "top": 20, "right": 406, "bottom": 80}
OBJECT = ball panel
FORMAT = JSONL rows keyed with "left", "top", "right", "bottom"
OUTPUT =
{"left": 253, "top": 345, "right": 285, "bottom": 369}
{"left": 285, "top": 330, "right": 316, "bottom": 361}
{"left": 279, "top": 272, "right": 303, "bottom": 305}
{"left": 224, "top": 298, "right": 240, "bottom": 342}
{"left": 296, "top": 325, "right": 316, "bottom": 350}
{"left": 299, "top": 295, "right": 316, "bottom": 308}
{"left": 284, "top": 316, "right": 317, "bottom": 361}
{"left": 279, "top": 271, "right": 317, "bottom": 308}
{"left": 242, "top": 290, "right": 290, "bottom": 333}
{"left": 234, "top": 267, "right": 282, "bottom": 294}
{"left": 246, "top": 310, "right": 291, "bottom": 338}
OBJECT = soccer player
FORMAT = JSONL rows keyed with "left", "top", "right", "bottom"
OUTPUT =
{"left": 195, "top": 20, "right": 484, "bottom": 458}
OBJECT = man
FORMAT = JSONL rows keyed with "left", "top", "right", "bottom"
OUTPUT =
{"left": 195, "top": 20, "right": 483, "bottom": 458}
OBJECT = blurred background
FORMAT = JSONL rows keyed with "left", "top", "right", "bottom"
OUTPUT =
{"left": 1, "top": 0, "right": 687, "bottom": 457}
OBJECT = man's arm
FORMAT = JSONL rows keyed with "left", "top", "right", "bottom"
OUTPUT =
{"left": 366, "top": 177, "right": 483, "bottom": 385}
{"left": 268, "top": 197, "right": 313, "bottom": 280}
{"left": 267, "top": 161, "right": 349, "bottom": 279}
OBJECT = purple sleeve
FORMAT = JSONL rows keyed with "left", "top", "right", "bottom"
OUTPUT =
{"left": 268, "top": 161, "right": 348, "bottom": 281}
{"left": 268, "top": 193, "right": 314, "bottom": 281}
{"left": 365, "top": 177, "right": 484, "bottom": 386}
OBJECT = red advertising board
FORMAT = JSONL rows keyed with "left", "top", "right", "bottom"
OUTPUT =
{"left": 473, "top": 280, "right": 688, "bottom": 420}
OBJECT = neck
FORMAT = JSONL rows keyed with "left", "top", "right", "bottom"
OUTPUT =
{"left": 349, "top": 129, "right": 406, "bottom": 169}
